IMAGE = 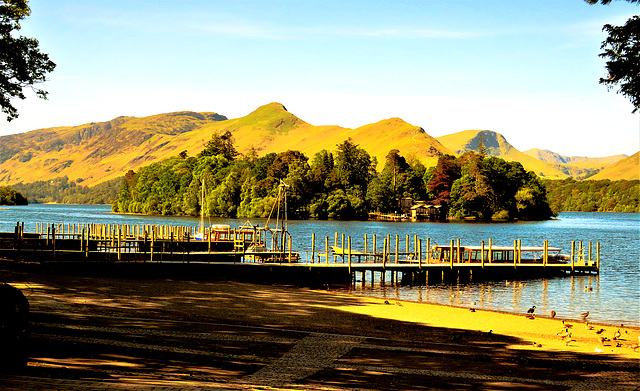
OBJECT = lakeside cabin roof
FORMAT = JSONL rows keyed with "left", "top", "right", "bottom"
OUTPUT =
{"left": 433, "top": 245, "right": 563, "bottom": 252}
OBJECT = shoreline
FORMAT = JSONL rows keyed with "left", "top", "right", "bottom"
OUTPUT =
{"left": 2, "top": 268, "right": 639, "bottom": 389}
{"left": 5, "top": 267, "right": 638, "bottom": 361}
{"left": 322, "top": 290, "right": 640, "bottom": 360}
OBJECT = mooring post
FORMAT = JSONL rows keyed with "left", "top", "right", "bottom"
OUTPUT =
{"left": 117, "top": 226, "right": 122, "bottom": 262}
{"left": 488, "top": 238, "right": 493, "bottom": 262}
{"left": 596, "top": 242, "right": 600, "bottom": 270}
{"left": 457, "top": 238, "right": 461, "bottom": 262}
{"left": 311, "top": 233, "right": 315, "bottom": 263}
{"left": 406, "top": 234, "right": 410, "bottom": 261}
{"left": 571, "top": 240, "right": 575, "bottom": 271}
{"left": 426, "top": 237, "right": 430, "bottom": 264}
{"left": 395, "top": 235, "right": 399, "bottom": 264}
{"left": 364, "top": 234, "right": 368, "bottom": 262}
{"left": 86, "top": 226, "right": 90, "bottom": 258}
{"left": 52, "top": 225, "right": 56, "bottom": 259}
{"left": 81, "top": 227, "right": 85, "bottom": 253}
{"left": 513, "top": 239, "right": 517, "bottom": 268}
{"left": 571, "top": 241, "right": 575, "bottom": 266}
{"left": 288, "top": 236, "right": 292, "bottom": 263}
{"left": 372, "top": 234, "right": 377, "bottom": 262}
{"left": 449, "top": 239, "right": 454, "bottom": 268}
{"left": 481, "top": 240, "right": 485, "bottom": 268}
{"left": 150, "top": 229, "right": 155, "bottom": 263}
{"left": 418, "top": 238, "right": 422, "bottom": 269}
{"left": 348, "top": 236, "right": 352, "bottom": 273}
{"left": 588, "top": 241, "right": 592, "bottom": 264}
{"left": 325, "top": 236, "right": 329, "bottom": 264}
{"left": 544, "top": 240, "right": 549, "bottom": 266}
{"left": 382, "top": 237, "right": 387, "bottom": 270}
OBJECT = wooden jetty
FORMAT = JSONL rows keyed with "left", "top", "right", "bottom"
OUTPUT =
{"left": 0, "top": 222, "right": 599, "bottom": 287}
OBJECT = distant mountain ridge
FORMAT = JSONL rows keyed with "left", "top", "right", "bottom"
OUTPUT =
{"left": 0, "top": 102, "right": 636, "bottom": 187}
{"left": 524, "top": 148, "right": 627, "bottom": 166}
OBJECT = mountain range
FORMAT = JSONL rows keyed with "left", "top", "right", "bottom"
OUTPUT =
{"left": 0, "top": 102, "right": 636, "bottom": 187}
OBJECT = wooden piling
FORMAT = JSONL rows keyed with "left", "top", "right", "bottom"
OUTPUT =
{"left": 325, "top": 236, "right": 329, "bottom": 264}
{"left": 449, "top": 239, "right": 454, "bottom": 268}
{"left": 311, "top": 233, "right": 315, "bottom": 263}
{"left": 348, "top": 236, "right": 352, "bottom": 273}
{"left": 571, "top": 241, "right": 575, "bottom": 267}
{"left": 395, "top": 235, "right": 399, "bottom": 264}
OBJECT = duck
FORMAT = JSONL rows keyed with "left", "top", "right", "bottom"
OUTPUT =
{"left": 580, "top": 311, "right": 590, "bottom": 320}
{"left": 550, "top": 310, "right": 556, "bottom": 318}
{"left": 563, "top": 333, "right": 573, "bottom": 346}
{"left": 613, "top": 329, "right": 621, "bottom": 340}
{"left": 527, "top": 305, "right": 536, "bottom": 314}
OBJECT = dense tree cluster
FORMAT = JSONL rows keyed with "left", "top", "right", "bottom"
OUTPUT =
{"left": 112, "top": 133, "right": 555, "bottom": 221}
{"left": 0, "top": 186, "right": 27, "bottom": 205}
{"left": 10, "top": 176, "right": 121, "bottom": 204}
{"left": 425, "top": 152, "right": 554, "bottom": 221}
{"left": 544, "top": 178, "right": 639, "bottom": 213}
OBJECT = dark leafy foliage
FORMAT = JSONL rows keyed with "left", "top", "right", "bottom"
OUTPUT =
{"left": 544, "top": 178, "right": 639, "bottom": 213}
{"left": 432, "top": 152, "right": 554, "bottom": 221}
{"left": 0, "top": 186, "right": 27, "bottom": 205}
{"left": 0, "top": 0, "right": 56, "bottom": 121}
{"left": 585, "top": 0, "right": 640, "bottom": 112}
{"left": 112, "top": 138, "right": 556, "bottom": 221}
{"left": 11, "top": 176, "right": 121, "bottom": 204}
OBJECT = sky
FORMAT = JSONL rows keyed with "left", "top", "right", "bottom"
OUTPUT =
{"left": 2, "top": 0, "right": 639, "bottom": 157}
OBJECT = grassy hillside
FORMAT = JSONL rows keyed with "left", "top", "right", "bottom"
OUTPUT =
{"left": 0, "top": 102, "right": 630, "bottom": 188}
{"left": 0, "top": 112, "right": 228, "bottom": 186}
{"left": 589, "top": 152, "right": 639, "bottom": 181}
{"left": 436, "top": 130, "right": 571, "bottom": 179}
{"left": 0, "top": 103, "right": 449, "bottom": 187}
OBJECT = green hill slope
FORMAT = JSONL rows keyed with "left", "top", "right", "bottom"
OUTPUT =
{"left": 589, "top": 152, "right": 639, "bottom": 180}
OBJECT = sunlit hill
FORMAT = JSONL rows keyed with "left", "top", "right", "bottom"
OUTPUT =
{"left": 0, "top": 102, "right": 636, "bottom": 187}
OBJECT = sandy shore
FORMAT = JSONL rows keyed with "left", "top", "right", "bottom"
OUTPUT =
{"left": 312, "top": 290, "right": 640, "bottom": 360}
{"left": 1, "top": 266, "right": 639, "bottom": 390}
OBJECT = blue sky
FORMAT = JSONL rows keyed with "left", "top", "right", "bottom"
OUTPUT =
{"left": 3, "top": 0, "right": 639, "bottom": 157}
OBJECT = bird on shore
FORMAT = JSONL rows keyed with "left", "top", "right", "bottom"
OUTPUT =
{"left": 563, "top": 333, "right": 573, "bottom": 346}
{"left": 550, "top": 310, "right": 556, "bottom": 319}
{"left": 595, "top": 328, "right": 605, "bottom": 334}
{"left": 527, "top": 305, "right": 536, "bottom": 314}
{"left": 580, "top": 311, "right": 590, "bottom": 320}
{"left": 585, "top": 322, "right": 594, "bottom": 330}
{"left": 557, "top": 328, "right": 570, "bottom": 338}
{"left": 384, "top": 300, "right": 390, "bottom": 305}
{"left": 613, "top": 329, "right": 621, "bottom": 340}
{"left": 584, "top": 286, "right": 593, "bottom": 291}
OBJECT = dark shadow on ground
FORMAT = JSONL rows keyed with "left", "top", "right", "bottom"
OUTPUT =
{"left": 1, "top": 265, "right": 638, "bottom": 390}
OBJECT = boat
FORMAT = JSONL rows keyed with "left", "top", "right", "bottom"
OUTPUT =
{"left": 429, "top": 244, "right": 571, "bottom": 264}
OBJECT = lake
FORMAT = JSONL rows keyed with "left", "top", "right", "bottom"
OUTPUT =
{"left": 1, "top": 204, "right": 638, "bottom": 327}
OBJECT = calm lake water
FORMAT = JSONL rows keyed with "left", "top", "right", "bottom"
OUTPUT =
{"left": 1, "top": 204, "right": 638, "bottom": 327}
